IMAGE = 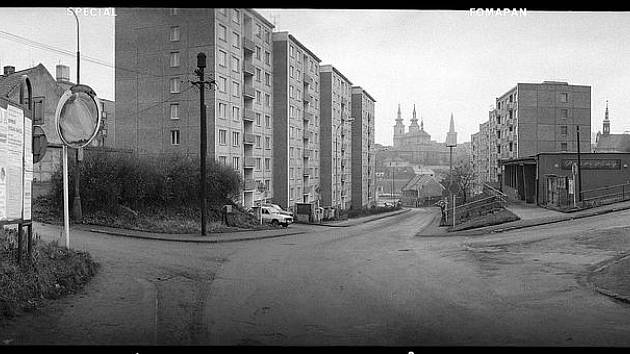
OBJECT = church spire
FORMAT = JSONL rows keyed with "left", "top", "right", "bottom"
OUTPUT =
{"left": 446, "top": 112, "right": 457, "bottom": 147}
{"left": 396, "top": 103, "right": 402, "bottom": 122}
{"left": 408, "top": 104, "right": 420, "bottom": 132}
{"left": 603, "top": 100, "right": 610, "bottom": 135}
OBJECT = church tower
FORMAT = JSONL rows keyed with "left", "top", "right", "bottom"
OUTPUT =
{"left": 393, "top": 104, "right": 405, "bottom": 147}
{"left": 408, "top": 104, "right": 420, "bottom": 133}
{"left": 603, "top": 100, "right": 610, "bottom": 136}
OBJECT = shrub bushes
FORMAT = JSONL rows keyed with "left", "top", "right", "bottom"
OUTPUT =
{"left": 50, "top": 151, "right": 242, "bottom": 216}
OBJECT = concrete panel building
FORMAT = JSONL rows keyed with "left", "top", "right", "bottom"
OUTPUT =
{"left": 272, "top": 31, "right": 321, "bottom": 210}
{"left": 319, "top": 65, "right": 352, "bottom": 210}
{"left": 350, "top": 86, "right": 376, "bottom": 210}
{"left": 472, "top": 81, "right": 591, "bottom": 185}
{"left": 115, "top": 8, "right": 274, "bottom": 207}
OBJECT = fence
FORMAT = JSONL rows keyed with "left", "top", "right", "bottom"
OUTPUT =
{"left": 443, "top": 194, "right": 508, "bottom": 226}
{"left": 579, "top": 182, "right": 630, "bottom": 208}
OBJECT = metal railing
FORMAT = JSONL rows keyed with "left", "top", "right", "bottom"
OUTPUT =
{"left": 580, "top": 182, "right": 630, "bottom": 207}
{"left": 444, "top": 194, "right": 508, "bottom": 226}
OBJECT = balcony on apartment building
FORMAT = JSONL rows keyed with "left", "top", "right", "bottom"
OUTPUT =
{"left": 244, "top": 156, "right": 256, "bottom": 169}
{"left": 244, "top": 178, "right": 256, "bottom": 191}
{"left": 303, "top": 166, "right": 310, "bottom": 177}
{"left": 303, "top": 72, "right": 313, "bottom": 86}
{"left": 303, "top": 92, "right": 314, "bottom": 106}
{"left": 303, "top": 108, "right": 313, "bottom": 121}
{"left": 243, "top": 108, "right": 256, "bottom": 122}
{"left": 243, "top": 61, "right": 255, "bottom": 76}
{"left": 303, "top": 149, "right": 311, "bottom": 159}
{"left": 243, "top": 36, "right": 255, "bottom": 53}
{"left": 243, "top": 132, "right": 256, "bottom": 146}
{"left": 243, "top": 83, "right": 256, "bottom": 99}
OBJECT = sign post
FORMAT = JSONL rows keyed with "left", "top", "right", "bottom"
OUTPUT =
{"left": 55, "top": 84, "right": 102, "bottom": 248}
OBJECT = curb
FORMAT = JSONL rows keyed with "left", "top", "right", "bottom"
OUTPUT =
{"left": 312, "top": 209, "right": 410, "bottom": 228}
{"left": 87, "top": 228, "right": 306, "bottom": 243}
{"left": 588, "top": 253, "right": 630, "bottom": 304}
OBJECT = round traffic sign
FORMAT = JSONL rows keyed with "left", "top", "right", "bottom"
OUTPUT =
{"left": 55, "top": 84, "right": 102, "bottom": 149}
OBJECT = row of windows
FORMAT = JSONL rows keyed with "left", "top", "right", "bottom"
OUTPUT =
{"left": 217, "top": 129, "right": 272, "bottom": 149}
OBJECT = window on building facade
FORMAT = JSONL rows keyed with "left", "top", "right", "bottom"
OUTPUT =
{"left": 289, "top": 85, "right": 294, "bottom": 99}
{"left": 256, "top": 158, "right": 261, "bottom": 170}
{"left": 256, "top": 24, "right": 262, "bottom": 38}
{"left": 265, "top": 72, "right": 271, "bottom": 86}
{"left": 170, "top": 103, "right": 179, "bottom": 119}
{"left": 561, "top": 109, "right": 568, "bottom": 119}
{"left": 218, "top": 24, "right": 227, "bottom": 41}
{"left": 233, "top": 156, "right": 239, "bottom": 170}
{"left": 560, "top": 93, "right": 568, "bottom": 103}
{"left": 265, "top": 136, "right": 270, "bottom": 149}
{"left": 265, "top": 94, "right": 270, "bottom": 107}
{"left": 561, "top": 125, "right": 568, "bottom": 135}
{"left": 256, "top": 46, "right": 261, "bottom": 60}
{"left": 218, "top": 129, "right": 227, "bottom": 145}
{"left": 218, "top": 50, "right": 227, "bottom": 67}
{"left": 265, "top": 158, "right": 270, "bottom": 170}
{"left": 265, "top": 51, "right": 270, "bottom": 65}
{"left": 255, "top": 68, "right": 262, "bottom": 82}
{"left": 219, "top": 155, "right": 227, "bottom": 165}
{"left": 561, "top": 142, "right": 568, "bottom": 151}
{"left": 265, "top": 115, "right": 271, "bottom": 128}
{"left": 170, "top": 52, "right": 180, "bottom": 67}
{"left": 289, "top": 65, "right": 294, "bottom": 78}
{"left": 232, "top": 56, "right": 240, "bottom": 73}
{"left": 232, "top": 106, "right": 240, "bottom": 121}
{"left": 170, "top": 26, "right": 180, "bottom": 41}
{"left": 255, "top": 135, "right": 261, "bottom": 148}
{"left": 256, "top": 90, "right": 262, "bottom": 104}
{"left": 232, "top": 131, "right": 240, "bottom": 146}
{"left": 232, "top": 81, "right": 240, "bottom": 97}
{"left": 290, "top": 45, "right": 295, "bottom": 58}
{"left": 232, "top": 32, "right": 240, "bottom": 47}
{"left": 217, "top": 76, "right": 227, "bottom": 92}
{"left": 264, "top": 30, "right": 270, "bottom": 43}
{"left": 497, "top": 145, "right": 501, "bottom": 153}
{"left": 256, "top": 113, "right": 261, "bottom": 126}
{"left": 170, "top": 130, "right": 180, "bottom": 145}
{"left": 232, "top": 9, "right": 240, "bottom": 23}
{"left": 32, "top": 97, "right": 44, "bottom": 125}
{"left": 218, "top": 102, "right": 227, "bottom": 118}
{"left": 169, "top": 78, "right": 180, "bottom": 93}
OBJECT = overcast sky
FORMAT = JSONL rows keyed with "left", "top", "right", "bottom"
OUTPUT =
{"left": 1, "top": 8, "right": 628, "bottom": 146}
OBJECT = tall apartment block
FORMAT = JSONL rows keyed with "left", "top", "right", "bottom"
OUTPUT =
{"left": 470, "top": 116, "right": 498, "bottom": 186}
{"left": 272, "top": 32, "right": 321, "bottom": 210}
{"left": 471, "top": 81, "right": 591, "bottom": 184}
{"left": 114, "top": 8, "right": 274, "bottom": 207}
{"left": 350, "top": 86, "right": 376, "bottom": 210}
{"left": 319, "top": 65, "right": 353, "bottom": 210}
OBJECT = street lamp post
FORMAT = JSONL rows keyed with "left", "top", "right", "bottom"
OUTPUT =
{"left": 69, "top": 8, "right": 83, "bottom": 221}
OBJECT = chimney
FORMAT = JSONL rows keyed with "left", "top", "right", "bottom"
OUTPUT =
{"left": 3, "top": 66, "right": 15, "bottom": 76}
{"left": 56, "top": 64, "right": 70, "bottom": 82}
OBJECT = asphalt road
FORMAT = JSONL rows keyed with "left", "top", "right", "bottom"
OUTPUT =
{"left": 2, "top": 207, "right": 630, "bottom": 346}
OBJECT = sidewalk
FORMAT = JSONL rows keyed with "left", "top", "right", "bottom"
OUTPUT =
{"left": 417, "top": 199, "right": 630, "bottom": 237}
{"left": 589, "top": 254, "right": 630, "bottom": 304}
{"left": 69, "top": 208, "right": 410, "bottom": 243}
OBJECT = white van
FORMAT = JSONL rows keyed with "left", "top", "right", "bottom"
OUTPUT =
{"left": 257, "top": 206, "right": 293, "bottom": 227}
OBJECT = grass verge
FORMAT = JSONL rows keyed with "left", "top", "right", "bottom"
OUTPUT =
{"left": 449, "top": 208, "right": 520, "bottom": 232}
{"left": 33, "top": 196, "right": 278, "bottom": 234}
{"left": 0, "top": 229, "right": 98, "bottom": 321}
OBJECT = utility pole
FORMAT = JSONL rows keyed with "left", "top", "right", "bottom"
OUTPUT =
{"left": 191, "top": 53, "right": 215, "bottom": 236}
{"left": 69, "top": 8, "right": 82, "bottom": 221}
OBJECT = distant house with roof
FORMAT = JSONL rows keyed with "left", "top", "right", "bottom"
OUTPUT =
{"left": 400, "top": 174, "right": 445, "bottom": 207}
{"left": 0, "top": 63, "right": 116, "bottom": 183}
{"left": 595, "top": 101, "right": 630, "bottom": 153}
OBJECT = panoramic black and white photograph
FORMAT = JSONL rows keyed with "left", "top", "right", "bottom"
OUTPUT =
{"left": 1, "top": 6, "right": 630, "bottom": 349}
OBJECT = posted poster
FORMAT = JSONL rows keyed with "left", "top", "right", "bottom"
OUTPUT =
{"left": 23, "top": 116, "right": 32, "bottom": 220}
{"left": 0, "top": 107, "right": 6, "bottom": 220}
{"left": 6, "top": 104, "right": 23, "bottom": 220}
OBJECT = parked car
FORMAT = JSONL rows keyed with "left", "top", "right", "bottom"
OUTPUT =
{"left": 263, "top": 203, "right": 293, "bottom": 217}
{"left": 253, "top": 206, "right": 293, "bottom": 227}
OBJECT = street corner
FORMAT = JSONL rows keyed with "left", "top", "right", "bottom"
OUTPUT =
{"left": 588, "top": 253, "right": 630, "bottom": 304}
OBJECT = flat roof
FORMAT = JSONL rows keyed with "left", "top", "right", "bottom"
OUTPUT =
{"left": 320, "top": 64, "right": 353, "bottom": 85}
{"left": 273, "top": 31, "right": 321, "bottom": 62}
{"left": 351, "top": 86, "right": 376, "bottom": 102}
{"left": 245, "top": 9, "right": 274, "bottom": 29}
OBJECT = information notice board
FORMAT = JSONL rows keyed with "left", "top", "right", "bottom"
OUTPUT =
{"left": 0, "top": 99, "right": 32, "bottom": 223}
